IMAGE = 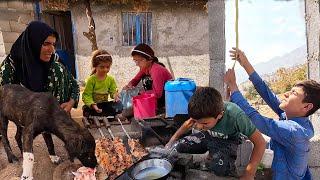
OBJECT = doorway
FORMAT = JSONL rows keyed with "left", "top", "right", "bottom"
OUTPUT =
{"left": 42, "top": 11, "right": 77, "bottom": 78}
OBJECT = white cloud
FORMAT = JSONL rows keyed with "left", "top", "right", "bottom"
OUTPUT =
{"left": 288, "top": 26, "right": 304, "bottom": 36}
{"left": 271, "top": 25, "right": 286, "bottom": 35}
{"left": 271, "top": 5, "right": 284, "bottom": 12}
{"left": 272, "top": 17, "right": 287, "bottom": 25}
{"left": 255, "top": 45, "right": 285, "bottom": 62}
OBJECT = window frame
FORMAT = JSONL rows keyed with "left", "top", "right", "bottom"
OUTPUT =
{"left": 122, "top": 12, "right": 152, "bottom": 46}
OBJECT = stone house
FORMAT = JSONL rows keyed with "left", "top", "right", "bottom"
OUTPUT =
{"left": 0, "top": 0, "right": 212, "bottom": 89}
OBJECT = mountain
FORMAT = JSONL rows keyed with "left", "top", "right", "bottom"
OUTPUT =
{"left": 236, "top": 45, "right": 307, "bottom": 84}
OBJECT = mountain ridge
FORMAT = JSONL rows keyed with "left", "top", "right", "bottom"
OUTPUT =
{"left": 236, "top": 45, "right": 307, "bottom": 84}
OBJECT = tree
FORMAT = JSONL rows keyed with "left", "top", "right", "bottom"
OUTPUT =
{"left": 83, "top": 0, "right": 98, "bottom": 51}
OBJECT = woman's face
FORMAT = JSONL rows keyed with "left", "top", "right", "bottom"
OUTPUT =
{"left": 132, "top": 55, "right": 150, "bottom": 70}
{"left": 40, "top": 35, "right": 56, "bottom": 62}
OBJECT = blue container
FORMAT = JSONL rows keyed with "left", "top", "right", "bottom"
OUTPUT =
{"left": 164, "top": 78, "right": 196, "bottom": 117}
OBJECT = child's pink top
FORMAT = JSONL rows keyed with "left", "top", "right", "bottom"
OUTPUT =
{"left": 129, "top": 63, "right": 172, "bottom": 99}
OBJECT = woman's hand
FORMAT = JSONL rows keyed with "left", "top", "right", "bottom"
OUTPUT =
{"left": 60, "top": 99, "right": 75, "bottom": 113}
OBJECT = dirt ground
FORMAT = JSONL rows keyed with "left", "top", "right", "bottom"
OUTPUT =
{"left": 0, "top": 95, "right": 277, "bottom": 180}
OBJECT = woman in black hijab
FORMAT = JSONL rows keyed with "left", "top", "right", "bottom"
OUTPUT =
{"left": 0, "top": 21, "right": 80, "bottom": 175}
{"left": 0, "top": 21, "right": 79, "bottom": 111}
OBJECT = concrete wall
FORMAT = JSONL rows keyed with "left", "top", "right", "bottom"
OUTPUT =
{"left": 76, "top": 54, "right": 210, "bottom": 89}
{"left": 70, "top": 2, "right": 209, "bottom": 87}
{"left": 208, "top": 0, "right": 225, "bottom": 93}
{"left": 305, "top": 0, "right": 320, "bottom": 135}
{"left": 71, "top": 2, "right": 208, "bottom": 57}
{"left": 0, "top": 1, "right": 34, "bottom": 63}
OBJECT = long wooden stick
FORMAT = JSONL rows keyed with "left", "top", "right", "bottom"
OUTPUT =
{"left": 232, "top": 0, "right": 239, "bottom": 69}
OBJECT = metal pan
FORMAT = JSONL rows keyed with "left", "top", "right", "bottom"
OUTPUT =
{"left": 131, "top": 158, "right": 172, "bottom": 180}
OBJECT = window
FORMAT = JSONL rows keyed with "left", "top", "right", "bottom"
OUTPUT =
{"left": 122, "top": 12, "right": 152, "bottom": 46}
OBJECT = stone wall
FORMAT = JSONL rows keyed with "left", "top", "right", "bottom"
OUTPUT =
{"left": 305, "top": 0, "right": 320, "bottom": 135}
{"left": 305, "top": 1, "right": 320, "bottom": 177}
{"left": 0, "top": 1, "right": 34, "bottom": 63}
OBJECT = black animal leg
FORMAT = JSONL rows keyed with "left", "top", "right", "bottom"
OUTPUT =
{"left": 42, "top": 132, "right": 56, "bottom": 156}
{"left": 22, "top": 125, "right": 34, "bottom": 153}
{"left": 0, "top": 113, "right": 18, "bottom": 163}
{"left": 15, "top": 126, "right": 23, "bottom": 154}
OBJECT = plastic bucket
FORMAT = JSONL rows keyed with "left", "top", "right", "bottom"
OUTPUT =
{"left": 133, "top": 92, "right": 156, "bottom": 119}
{"left": 164, "top": 78, "right": 196, "bottom": 117}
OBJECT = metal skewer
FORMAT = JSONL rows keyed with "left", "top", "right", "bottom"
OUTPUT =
{"left": 92, "top": 116, "right": 105, "bottom": 138}
{"left": 102, "top": 117, "right": 115, "bottom": 139}
{"left": 116, "top": 117, "right": 131, "bottom": 140}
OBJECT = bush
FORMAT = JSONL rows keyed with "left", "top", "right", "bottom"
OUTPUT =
{"left": 270, "top": 64, "right": 307, "bottom": 94}
{"left": 243, "top": 64, "right": 307, "bottom": 100}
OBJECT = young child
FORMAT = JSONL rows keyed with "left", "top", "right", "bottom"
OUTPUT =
{"left": 82, "top": 50, "right": 120, "bottom": 117}
{"left": 166, "top": 87, "right": 266, "bottom": 179}
{"left": 224, "top": 47, "right": 320, "bottom": 179}
{"left": 124, "top": 43, "right": 172, "bottom": 110}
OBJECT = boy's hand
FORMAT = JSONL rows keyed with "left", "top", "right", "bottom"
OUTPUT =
{"left": 165, "top": 140, "right": 177, "bottom": 149}
{"left": 92, "top": 104, "right": 102, "bottom": 113}
{"left": 229, "top": 48, "right": 255, "bottom": 75}
{"left": 240, "top": 173, "right": 255, "bottom": 180}
{"left": 225, "top": 85, "right": 231, "bottom": 101}
{"left": 182, "top": 118, "right": 196, "bottom": 129}
{"left": 166, "top": 118, "right": 196, "bottom": 149}
{"left": 224, "top": 69, "right": 238, "bottom": 93}
{"left": 229, "top": 47, "right": 249, "bottom": 67}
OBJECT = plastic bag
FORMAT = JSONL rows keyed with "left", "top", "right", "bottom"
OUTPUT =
{"left": 120, "top": 88, "right": 140, "bottom": 109}
{"left": 261, "top": 141, "right": 274, "bottom": 168}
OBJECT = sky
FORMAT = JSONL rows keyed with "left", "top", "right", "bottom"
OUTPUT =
{"left": 225, "top": 0, "right": 306, "bottom": 68}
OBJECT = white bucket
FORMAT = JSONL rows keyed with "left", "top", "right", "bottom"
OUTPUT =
{"left": 261, "top": 149, "right": 274, "bottom": 168}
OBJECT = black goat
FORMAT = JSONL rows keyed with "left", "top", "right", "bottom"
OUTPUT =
{"left": 0, "top": 84, "right": 97, "bottom": 179}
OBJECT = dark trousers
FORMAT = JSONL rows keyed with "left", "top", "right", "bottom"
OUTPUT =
{"left": 82, "top": 101, "right": 123, "bottom": 117}
{"left": 176, "top": 131, "right": 240, "bottom": 177}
